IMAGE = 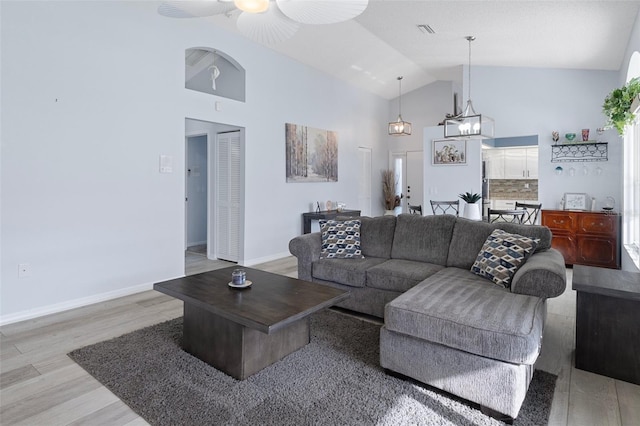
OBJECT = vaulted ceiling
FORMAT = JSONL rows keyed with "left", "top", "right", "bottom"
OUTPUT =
{"left": 191, "top": 1, "right": 640, "bottom": 99}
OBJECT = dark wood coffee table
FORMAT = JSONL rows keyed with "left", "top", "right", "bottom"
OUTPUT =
{"left": 154, "top": 266, "right": 349, "bottom": 380}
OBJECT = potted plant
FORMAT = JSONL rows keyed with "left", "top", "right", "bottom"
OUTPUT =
{"left": 459, "top": 191, "right": 482, "bottom": 221}
{"left": 382, "top": 169, "right": 401, "bottom": 215}
{"left": 602, "top": 77, "right": 640, "bottom": 136}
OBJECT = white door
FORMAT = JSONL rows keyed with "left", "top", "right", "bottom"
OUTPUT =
{"left": 216, "top": 131, "right": 241, "bottom": 262}
{"left": 406, "top": 151, "right": 424, "bottom": 214}
{"left": 358, "top": 147, "right": 372, "bottom": 216}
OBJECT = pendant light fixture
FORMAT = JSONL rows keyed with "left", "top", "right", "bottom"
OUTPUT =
{"left": 444, "top": 36, "right": 494, "bottom": 139}
{"left": 389, "top": 76, "right": 412, "bottom": 136}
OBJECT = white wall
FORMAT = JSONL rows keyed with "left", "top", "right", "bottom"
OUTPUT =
{"left": 0, "top": 1, "right": 389, "bottom": 322}
{"left": 395, "top": 67, "right": 620, "bottom": 219}
{"left": 186, "top": 135, "right": 208, "bottom": 247}
{"left": 470, "top": 66, "right": 620, "bottom": 213}
{"left": 422, "top": 127, "right": 483, "bottom": 214}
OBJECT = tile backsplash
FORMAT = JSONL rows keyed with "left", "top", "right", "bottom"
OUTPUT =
{"left": 489, "top": 179, "right": 538, "bottom": 200}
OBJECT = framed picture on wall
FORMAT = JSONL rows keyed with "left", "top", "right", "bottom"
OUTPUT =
{"left": 285, "top": 123, "right": 338, "bottom": 183}
{"left": 432, "top": 139, "right": 467, "bottom": 165}
{"left": 564, "top": 193, "right": 588, "bottom": 210}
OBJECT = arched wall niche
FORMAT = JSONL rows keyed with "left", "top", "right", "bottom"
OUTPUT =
{"left": 185, "top": 47, "right": 246, "bottom": 102}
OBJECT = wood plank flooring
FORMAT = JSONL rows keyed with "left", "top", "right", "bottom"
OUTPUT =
{"left": 1, "top": 254, "right": 638, "bottom": 425}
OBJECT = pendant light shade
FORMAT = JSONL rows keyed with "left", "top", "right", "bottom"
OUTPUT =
{"left": 389, "top": 76, "right": 412, "bottom": 136}
{"left": 444, "top": 36, "right": 494, "bottom": 139}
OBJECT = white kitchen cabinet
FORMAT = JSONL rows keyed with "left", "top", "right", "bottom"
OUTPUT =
{"left": 484, "top": 147, "right": 538, "bottom": 180}
{"left": 526, "top": 147, "right": 538, "bottom": 178}
{"left": 483, "top": 149, "right": 505, "bottom": 179}
{"left": 504, "top": 149, "right": 527, "bottom": 179}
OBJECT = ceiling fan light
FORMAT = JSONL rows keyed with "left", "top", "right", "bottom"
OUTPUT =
{"left": 234, "top": 0, "right": 270, "bottom": 13}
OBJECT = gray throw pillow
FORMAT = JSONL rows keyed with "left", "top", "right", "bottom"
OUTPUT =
{"left": 319, "top": 219, "right": 364, "bottom": 259}
{"left": 471, "top": 229, "right": 539, "bottom": 288}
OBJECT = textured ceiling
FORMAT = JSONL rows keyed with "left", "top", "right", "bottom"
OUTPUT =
{"left": 205, "top": 0, "right": 640, "bottom": 99}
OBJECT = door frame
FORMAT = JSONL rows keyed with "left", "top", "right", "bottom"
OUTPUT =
{"left": 184, "top": 118, "right": 245, "bottom": 266}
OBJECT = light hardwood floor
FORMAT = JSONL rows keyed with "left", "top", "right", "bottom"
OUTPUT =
{"left": 1, "top": 254, "right": 638, "bottom": 425}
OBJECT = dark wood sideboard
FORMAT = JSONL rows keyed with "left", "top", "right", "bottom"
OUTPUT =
{"left": 301, "top": 209, "right": 361, "bottom": 234}
{"left": 541, "top": 210, "right": 621, "bottom": 269}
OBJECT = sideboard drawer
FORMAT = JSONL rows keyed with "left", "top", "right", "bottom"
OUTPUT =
{"left": 542, "top": 212, "right": 575, "bottom": 231}
{"left": 578, "top": 213, "right": 617, "bottom": 235}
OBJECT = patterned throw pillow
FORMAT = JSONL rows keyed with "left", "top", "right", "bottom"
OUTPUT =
{"left": 471, "top": 229, "right": 540, "bottom": 288}
{"left": 319, "top": 219, "right": 363, "bottom": 259}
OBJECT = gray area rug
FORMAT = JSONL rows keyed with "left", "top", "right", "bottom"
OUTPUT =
{"left": 69, "top": 310, "right": 556, "bottom": 425}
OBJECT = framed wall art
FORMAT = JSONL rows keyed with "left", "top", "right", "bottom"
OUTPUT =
{"left": 285, "top": 123, "right": 338, "bottom": 183}
{"left": 432, "top": 139, "right": 467, "bottom": 165}
{"left": 564, "top": 193, "right": 588, "bottom": 210}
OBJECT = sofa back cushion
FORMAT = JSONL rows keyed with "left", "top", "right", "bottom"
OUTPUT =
{"left": 447, "top": 218, "right": 553, "bottom": 269}
{"left": 360, "top": 215, "right": 397, "bottom": 258}
{"left": 391, "top": 214, "right": 457, "bottom": 265}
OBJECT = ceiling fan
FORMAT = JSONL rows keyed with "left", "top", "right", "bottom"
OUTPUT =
{"left": 158, "top": 0, "right": 370, "bottom": 44}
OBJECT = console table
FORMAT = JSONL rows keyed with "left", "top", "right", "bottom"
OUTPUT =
{"left": 541, "top": 210, "right": 621, "bottom": 268}
{"left": 301, "top": 209, "right": 361, "bottom": 234}
{"left": 573, "top": 265, "right": 640, "bottom": 385}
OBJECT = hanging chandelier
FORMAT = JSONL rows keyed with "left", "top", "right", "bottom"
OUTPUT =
{"left": 444, "top": 36, "right": 494, "bottom": 139}
{"left": 389, "top": 76, "right": 412, "bottom": 136}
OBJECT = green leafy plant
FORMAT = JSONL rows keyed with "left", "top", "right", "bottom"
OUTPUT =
{"left": 603, "top": 77, "right": 640, "bottom": 136}
{"left": 458, "top": 191, "right": 481, "bottom": 204}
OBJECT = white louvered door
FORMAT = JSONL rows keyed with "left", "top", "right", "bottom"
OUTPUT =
{"left": 216, "top": 130, "right": 241, "bottom": 262}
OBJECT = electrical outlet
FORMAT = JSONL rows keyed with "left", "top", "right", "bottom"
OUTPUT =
{"left": 18, "top": 263, "right": 31, "bottom": 278}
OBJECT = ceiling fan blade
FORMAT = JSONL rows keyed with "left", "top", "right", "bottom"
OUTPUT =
{"left": 275, "top": 0, "right": 369, "bottom": 25}
{"left": 236, "top": 5, "right": 300, "bottom": 44}
{"left": 158, "top": 1, "right": 236, "bottom": 18}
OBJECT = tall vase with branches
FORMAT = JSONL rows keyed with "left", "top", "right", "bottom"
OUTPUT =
{"left": 382, "top": 169, "right": 401, "bottom": 214}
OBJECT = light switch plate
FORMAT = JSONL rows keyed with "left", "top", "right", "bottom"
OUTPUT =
{"left": 160, "top": 155, "right": 173, "bottom": 173}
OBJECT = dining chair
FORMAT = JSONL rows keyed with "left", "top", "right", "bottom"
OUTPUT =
{"left": 408, "top": 204, "right": 423, "bottom": 215}
{"left": 515, "top": 202, "right": 542, "bottom": 225}
{"left": 487, "top": 208, "right": 526, "bottom": 224}
{"left": 430, "top": 200, "right": 460, "bottom": 216}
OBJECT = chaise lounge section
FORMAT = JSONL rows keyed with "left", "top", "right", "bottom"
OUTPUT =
{"left": 289, "top": 214, "right": 566, "bottom": 420}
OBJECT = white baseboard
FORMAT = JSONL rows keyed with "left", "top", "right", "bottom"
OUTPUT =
{"left": 242, "top": 252, "right": 292, "bottom": 267}
{"left": 0, "top": 279, "right": 181, "bottom": 326}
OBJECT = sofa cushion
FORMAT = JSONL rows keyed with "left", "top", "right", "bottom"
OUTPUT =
{"left": 471, "top": 229, "right": 540, "bottom": 288}
{"left": 390, "top": 214, "right": 456, "bottom": 264}
{"left": 366, "top": 259, "right": 444, "bottom": 292}
{"left": 319, "top": 219, "right": 363, "bottom": 259}
{"left": 384, "top": 268, "right": 546, "bottom": 365}
{"left": 360, "top": 215, "right": 396, "bottom": 259}
{"left": 447, "top": 218, "right": 552, "bottom": 269}
{"left": 312, "top": 257, "right": 387, "bottom": 288}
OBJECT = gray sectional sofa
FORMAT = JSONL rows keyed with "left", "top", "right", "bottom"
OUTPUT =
{"left": 289, "top": 214, "right": 566, "bottom": 420}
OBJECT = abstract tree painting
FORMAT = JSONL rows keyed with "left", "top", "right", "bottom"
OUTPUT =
{"left": 286, "top": 123, "right": 338, "bottom": 182}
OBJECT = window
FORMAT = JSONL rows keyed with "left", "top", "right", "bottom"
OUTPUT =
{"left": 624, "top": 52, "right": 640, "bottom": 267}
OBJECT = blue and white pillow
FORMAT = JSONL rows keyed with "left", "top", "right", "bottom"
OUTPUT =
{"left": 319, "top": 219, "right": 363, "bottom": 259}
{"left": 471, "top": 229, "right": 539, "bottom": 288}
